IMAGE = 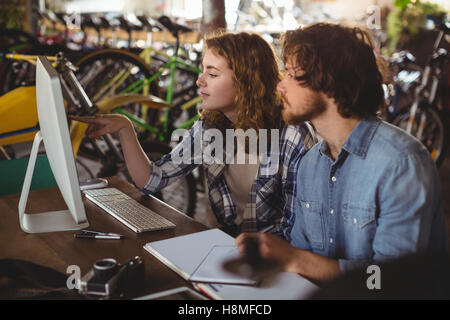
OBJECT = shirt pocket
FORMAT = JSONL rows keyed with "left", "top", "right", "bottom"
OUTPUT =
{"left": 298, "top": 200, "right": 325, "bottom": 251}
{"left": 341, "top": 203, "right": 377, "bottom": 258}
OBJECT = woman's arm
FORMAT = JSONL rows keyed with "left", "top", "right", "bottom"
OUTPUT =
{"left": 70, "top": 114, "right": 151, "bottom": 188}
{"left": 117, "top": 123, "right": 152, "bottom": 188}
{"left": 69, "top": 115, "right": 202, "bottom": 192}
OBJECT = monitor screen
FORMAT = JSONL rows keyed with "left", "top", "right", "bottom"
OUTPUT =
{"left": 17, "top": 56, "right": 89, "bottom": 231}
{"left": 36, "top": 56, "right": 87, "bottom": 224}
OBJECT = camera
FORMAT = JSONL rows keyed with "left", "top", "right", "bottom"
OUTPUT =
{"left": 78, "top": 256, "right": 144, "bottom": 297}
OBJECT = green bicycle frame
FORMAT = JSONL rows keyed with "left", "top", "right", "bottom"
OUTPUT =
{"left": 114, "top": 47, "right": 201, "bottom": 142}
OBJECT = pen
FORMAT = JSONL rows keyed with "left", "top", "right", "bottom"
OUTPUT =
{"left": 74, "top": 234, "right": 124, "bottom": 240}
{"left": 81, "top": 229, "right": 123, "bottom": 236}
{"left": 79, "top": 229, "right": 124, "bottom": 238}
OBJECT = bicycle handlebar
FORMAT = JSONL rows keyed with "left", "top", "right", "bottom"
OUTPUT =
{"left": 426, "top": 14, "right": 449, "bottom": 33}
{"left": 389, "top": 50, "right": 416, "bottom": 66}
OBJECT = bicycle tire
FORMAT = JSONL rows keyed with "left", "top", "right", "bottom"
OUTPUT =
{"left": 144, "top": 50, "right": 200, "bottom": 141}
{"left": 393, "top": 107, "right": 449, "bottom": 167}
{"left": 74, "top": 48, "right": 160, "bottom": 130}
{"left": 140, "top": 140, "right": 197, "bottom": 217}
{"left": 73, "top": 49, "right": 163, "bottom": 187}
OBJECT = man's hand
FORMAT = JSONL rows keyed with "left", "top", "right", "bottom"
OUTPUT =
{"left": 236, "top": 232, "right": 341, "bottom": 282}
{"left": 236, "top": 232, "right": 301, "bottom": 273}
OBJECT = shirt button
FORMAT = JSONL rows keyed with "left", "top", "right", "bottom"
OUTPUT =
{"left": 305, "top": 203, "right": 310, "bottom": 208}
{"left": 330, "top": 209, "right": 334, "bottom": 215}
{"left": 330, "top": 238, "right": 334, "bottom": 244}
{"left": 331, "top": 176, "right": 337, "bottom": 182}
{"left": 353, "top": 218, "right": 357, "bottom": 224}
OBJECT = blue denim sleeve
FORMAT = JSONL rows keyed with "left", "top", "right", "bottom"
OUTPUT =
{"left": 371, "top": 149, "right": 446, "bottom": 263}
{"left": 339, "top": 149, "right": 446, "bottom": 274}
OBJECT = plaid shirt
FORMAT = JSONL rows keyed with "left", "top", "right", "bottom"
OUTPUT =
{"left": 139, "top": 120, "right": 316, "bottom": 239}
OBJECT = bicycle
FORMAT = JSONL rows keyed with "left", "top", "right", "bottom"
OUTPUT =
{"left": 388, "top": 15, "right": 449, "bottom": 167}
{"left": 72, "top": 16, "right": 204, "bottom": 216}
{"left": 74, "top": 15, "right": 202, "bottom": 144}
{"left": 0, "top": 52, "right": 198, "bottom": 216}
{"left": 382, "top": 50, "right": 422, "bottom": 123}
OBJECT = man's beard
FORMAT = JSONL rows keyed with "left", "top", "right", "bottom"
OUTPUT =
{"left": 281, "top": 92, "right": 327, "bottom": 125}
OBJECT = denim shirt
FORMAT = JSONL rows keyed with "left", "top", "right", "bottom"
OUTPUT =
{"left": 291, "top": 116, "right": 447, "bottom": 273}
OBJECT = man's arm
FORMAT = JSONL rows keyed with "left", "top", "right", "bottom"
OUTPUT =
{"left": 338, "top": 149, "right": 446, "bottom": 273}
{"left": 236, "top": 233, "right": 341, "bottom": 282}
{"left": 371, "top": 150, "right": 445, "bottom": 261}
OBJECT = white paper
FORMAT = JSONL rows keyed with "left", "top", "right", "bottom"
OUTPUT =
{"left": 144, "top": 229, "right": 235, "bottom": 280}
{"left": 190, "top": 245, "right": 258, "bottom": 285}
{"left": 195, "top": 272, "right": 319, "bottom": 300}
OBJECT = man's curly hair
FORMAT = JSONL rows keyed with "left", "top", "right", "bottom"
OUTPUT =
{"left": 281, "top": 23, "right": 385, "bottom": 119}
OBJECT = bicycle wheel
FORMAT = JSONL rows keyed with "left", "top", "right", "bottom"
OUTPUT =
{"left": 74, "top": 48, "right": 160, "bottom": 130}
{"left": 73, "top": 49, "right": 163, "bottom": 185}
{"left": 393, "top": 107, "right": 449, "bottom": 167}
{"left": 75, "top": 157, "right": 95, "bottom": 182}
{"left": 145, "top": 52, "right": 201, "bottom": 141}
{"left": 140, "top": 141, "right": 197, "bottom": 217}
{"left": 0, "top": 57, "right": 36, "bottom": 95}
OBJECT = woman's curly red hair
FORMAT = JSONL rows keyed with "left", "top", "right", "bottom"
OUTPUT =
{"left": 201, "top": 31, "right": 283, "bottom": 133}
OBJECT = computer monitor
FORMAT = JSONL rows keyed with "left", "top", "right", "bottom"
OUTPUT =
{"left": 18, "top": 56, "right": 89, "bottom": 233}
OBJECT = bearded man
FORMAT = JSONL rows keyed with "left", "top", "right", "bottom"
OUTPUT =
{"left": 237, "top": 23, "right": 447, "bottom": 283}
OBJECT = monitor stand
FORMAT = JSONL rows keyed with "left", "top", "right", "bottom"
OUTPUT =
{"left": 18, "top": 131, "right": 89, "bottom": 233}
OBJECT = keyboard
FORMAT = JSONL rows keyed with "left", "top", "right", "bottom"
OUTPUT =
{"left": 83, "top": 187, "right": 176, "bottom": 233}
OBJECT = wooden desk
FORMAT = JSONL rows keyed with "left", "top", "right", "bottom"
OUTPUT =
{"left": 0, "top": 176, "right": 208, "bottom": 297}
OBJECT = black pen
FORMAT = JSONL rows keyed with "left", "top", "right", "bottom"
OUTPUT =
{"left": 74, "top": 234, "right": 124, "bottom": 240}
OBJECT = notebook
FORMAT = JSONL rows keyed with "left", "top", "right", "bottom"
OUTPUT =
{"left": 191, "top": 245, "right": 259, "bottom": 285}
{"left": 193, "top": 272, "right": 319, "bottom": 300}
{"left": 143, "top": 228, "right": 257, "bottom": 285}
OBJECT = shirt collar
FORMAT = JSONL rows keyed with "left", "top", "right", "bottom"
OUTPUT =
{"left": 342, "top": 116, "right": 381, "bottom": 158}
{"left": 319, "top": 116, "right": 381, "bottom": 159}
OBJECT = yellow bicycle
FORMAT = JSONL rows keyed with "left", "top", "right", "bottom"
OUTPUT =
{"left": 0, "top": 52, "right": 167, "bottom": 156}
{"left": 0, "top": 52, "right": 197, "bottom": 216}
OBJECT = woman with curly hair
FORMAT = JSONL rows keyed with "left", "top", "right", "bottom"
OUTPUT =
{"left": 70, "top": 31, "right": 315, "bottom": 237}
